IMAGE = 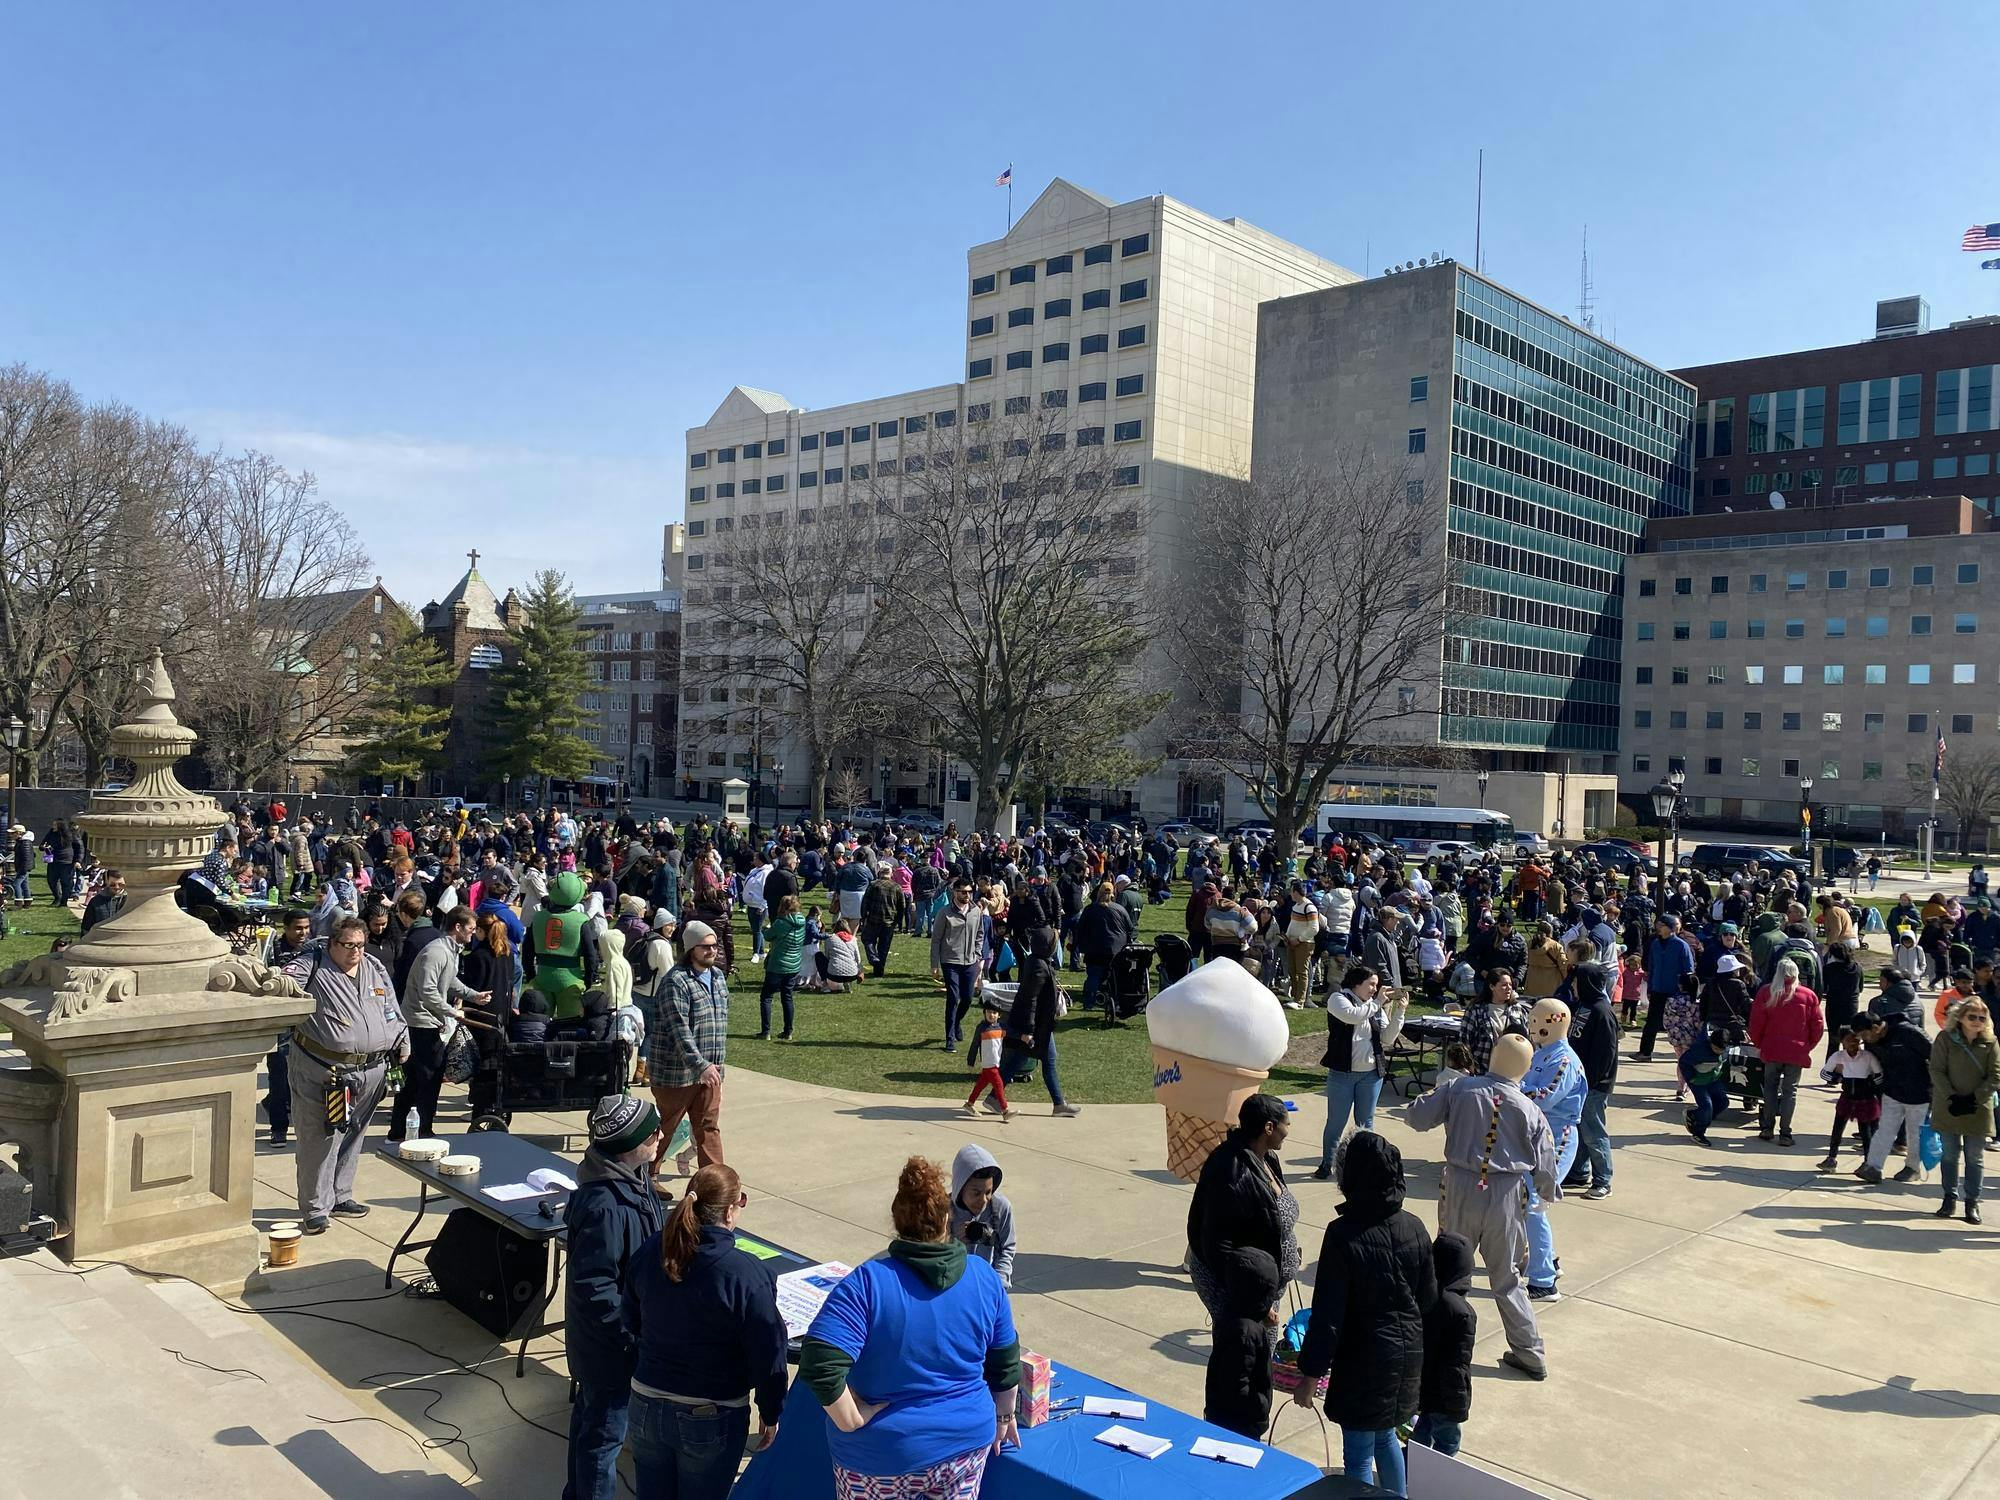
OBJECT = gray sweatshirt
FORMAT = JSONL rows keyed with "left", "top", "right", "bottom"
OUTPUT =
{"left": 405, "top": 935, "right": 481, "bottom": 1030}
{"left": 947, "top": 1142, "right": 1017, "bottom": 1286}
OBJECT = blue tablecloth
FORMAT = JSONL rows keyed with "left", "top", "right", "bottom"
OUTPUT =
{"left": 733, "top": 1359, "right": 1322, "bottom": 1500}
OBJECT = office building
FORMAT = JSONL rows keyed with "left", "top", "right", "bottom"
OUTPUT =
{"left": 1252, "top": 261, "right": 1696, "bottom": 836}
{"left": 676, "top": 177, "right": 1357, "bottom": 811}
{"left": 1677, "top": 298, "right": 2000, "bottom": 516}
{"left": 1620, "top": 496, "right": 2000, "bottom": 840}
{"left": 576, "top": 589, "right": 682, "bottom": 800}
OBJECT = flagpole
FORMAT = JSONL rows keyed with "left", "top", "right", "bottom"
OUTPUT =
{"left": 1007, "top": 175, "right": 1014, "bottom": 232}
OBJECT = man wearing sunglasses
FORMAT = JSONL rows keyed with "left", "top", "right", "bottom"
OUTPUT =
{"left": 648, "top": 919, "right": 731, "bottom": 1172}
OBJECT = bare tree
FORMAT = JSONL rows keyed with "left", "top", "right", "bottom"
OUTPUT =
{"left": 1909, "top": 749, "right": 2000, "bottom": 853}
{"left": 176, "top": 451, "right": 374, "bottom": 788}
{"left": 872, "top": 404, "right": 1165, "bottom": 829}
{"left": 704, "top": 506, "right": 897, "bottom": 820}
{"left": 827, "top": 764, "right": 869, "bottom": 818}
{"left": 1164, "top": 452, "right": 1457, "bottom": 859}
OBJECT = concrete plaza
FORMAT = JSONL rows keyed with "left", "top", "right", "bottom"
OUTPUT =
{"left": 5, "top": 1049, "right": 1995, "bottom": 1499}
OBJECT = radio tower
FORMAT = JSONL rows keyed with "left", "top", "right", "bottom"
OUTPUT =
{"left": 1578, "top": 225, "right": 1597, "bottom": 334}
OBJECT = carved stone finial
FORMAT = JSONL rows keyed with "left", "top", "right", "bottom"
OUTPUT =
{"left": 205, "top": 956, "right": 306, "bottom": 999}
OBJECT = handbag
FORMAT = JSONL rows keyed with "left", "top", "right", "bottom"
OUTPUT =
{"left": 1919, "top": 1117, "right": 1945, "bottom": 1172}
{"left": 1267, "top": 1297, "right": 1328, "bottom": 1401}
{"left": 442, "top": 1028, "right": 479, "bottom": 1084}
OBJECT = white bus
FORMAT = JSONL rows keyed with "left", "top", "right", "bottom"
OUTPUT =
{"left": 1317, "top": 803, "right": 1516, "bottom": 850}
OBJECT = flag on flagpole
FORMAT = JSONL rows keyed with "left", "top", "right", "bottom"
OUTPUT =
{"left": 995, "top": 165, "right": 1012, "bottom": 187}
{"left": 1963, "top": 223, "right": 2000, "bottom": 251}
{"left": 1936, "top": 725, "right": 1948, "bottom": 784}
{"left": 1982, "top": 258, "right": 2000, "bottom": 271}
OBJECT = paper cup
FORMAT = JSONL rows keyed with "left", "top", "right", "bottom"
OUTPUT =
{"left": 266, "top": 1224, "right": 301, "bottom": 1268}
{"left": 1151, "top": 1046, "right": 1270, "bottom": 1181}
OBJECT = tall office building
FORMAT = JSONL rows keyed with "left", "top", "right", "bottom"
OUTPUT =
{"left": 1253, "top": 262, "right": 1695, "bottom": 835}
{"left": 677, "top": 178, "right": 1356, "bottom": 811}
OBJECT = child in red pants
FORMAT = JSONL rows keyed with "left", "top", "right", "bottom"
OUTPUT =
{"left": 962, "top": 998, "right": 1014, "bottom": 1121}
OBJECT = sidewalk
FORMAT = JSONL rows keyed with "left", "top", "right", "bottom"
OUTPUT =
{"left": 11, "top": 1054, "right": 1997, "bottom": 1498}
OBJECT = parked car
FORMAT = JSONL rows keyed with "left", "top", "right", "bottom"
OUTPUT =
{"left": 896, "top": 810, "right": 946, "bottom": 835}
{"left": 1157, "top": 820, "right": 1210, "bottom": 846}
{"left": 1427, "top": 840, "right": 1478, "bottom": 860}
{"left": 1785, "top": 842, "right": 1867, "bottom": 876}
{"left": 1685, "top": 843, "right": 1808, "bottom": 878}
{"left": 1513, "top": 830, "right": 1552, "bottom": 858}
{"left": 1224, "top": 821, "right": 1276, "bottom": 841}
{"left": 1576, "top": 840, "right": 1649, "bottom": 874}
{"left": 1600, "top": 836, "right": 1651, "bottom": 854}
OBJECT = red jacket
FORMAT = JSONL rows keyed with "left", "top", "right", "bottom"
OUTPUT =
{"left": 1749, "top": 984, "right": 1826, "bottom": 1067}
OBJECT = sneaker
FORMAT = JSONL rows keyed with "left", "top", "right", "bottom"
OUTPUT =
{"left": 981, "top": 1096, "right": 1007, "bottom": 1115}
{"left": 1692, "top": 1130, "right": 1715, "bottom": 1149}
{"left": 301, "top": 1216, "right": 330, "bottom": 1236}
{"left": 754, "top": 1032, "right": 771, "bottom": 1042}
{"left": 960, "top": 1103, "right": 979, "bottom": 1118}
{"left": 1311, "top": 1164, "right": 1333, "bottom": 1181}
{"left": 270, "top": 1130, "right": 288, "bottom": 1148}
{"left": 1052, "top": 1103, "right": 1083, "bottom": 1118}
{"left": 1778, "top": 1131, "right": 1794, "bottom": 1147}
{"left": 777, "top": 1031, "right": 793, "bottom": 1042}
{"left": 1816, "top": 1156, "right": 1838, "bottom": 1172}
{"left": 1584, "top": 1184, "right": 1611, "bottom": 1200}
{"left": 1282, "top": 1001, "right": 1303, "bottom": 1010}
{"left": 1499, "top": 1350, "right": 1548, "bottom": 1381}
{"left": 1855, "top": 1164, "right": 1883, "bottom": 1184}
{"left": 1527, "top": 1284, "right": 1561, "bottom": 1303}
{"left": 1758, "top": 1129, "right": 1774, "bottom": 1142}
{"left": 331, "top": 1200, "right": 370, "bottom": 1219}
{"left": 1000, "top": 1110, "right": 1016, "bottom": 1123}
{"left": 1894, "top": 1166, "right": 1921, "bottom": 1183}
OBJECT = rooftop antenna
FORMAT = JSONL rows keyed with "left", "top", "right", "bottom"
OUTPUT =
{"left": 1578, "top": 225, "right": 1597, "bottom": 334}
{"left": 1474, "top": 149, "right": 1484, "bottom": 273}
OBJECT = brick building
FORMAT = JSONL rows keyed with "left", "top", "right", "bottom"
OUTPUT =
{"left": 418, "top": 553, "right": 524, "bottom": 798}
{"left": 576, "top": 590, "right": 681, "bottom": 799}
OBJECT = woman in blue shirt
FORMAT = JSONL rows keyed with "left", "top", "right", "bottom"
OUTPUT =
{"left": 800, "top": 1156, "right": 1021, "bottom": 1499}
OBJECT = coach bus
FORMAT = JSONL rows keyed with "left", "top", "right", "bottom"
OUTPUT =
{"left": 1317, "top": 803, "right": 1516, "bottom": 851}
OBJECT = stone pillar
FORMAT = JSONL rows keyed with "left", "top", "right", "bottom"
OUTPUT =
{"left": 0, "top": 650, "right": 312, "bottom": 1289}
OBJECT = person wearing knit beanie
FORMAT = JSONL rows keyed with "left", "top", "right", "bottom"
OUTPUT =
{"left": 679, "top": 919, "right": 716, "bottom": 953}
{"left": 588, "top": 1093, "right": 663, "bottom": 1158}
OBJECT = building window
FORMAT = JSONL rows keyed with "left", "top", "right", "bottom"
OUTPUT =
{"left": 1961, "top": 563, "right": 1982, "bottom": 585}
{"left": 1863, "top": 761, "right": 1882, "bottom": 780}
{"left": 1004, "top": 395, "right": 1030, "bottom": 415}
{"left": 1970, "top": 455, "right": 1994, "bottom": 477}
{"left": 1410, "top": 376, "right": 1428, "bottom": 403}
{"left": 1914, "top": 564, "right": 1935, "bottom": 586}
{"left": 1635, "top": 667, "right": 1653, "bottom": 684}
{"left": 850, "top": 426, "right": 870, "bottom": 443}
{"left": 1082, "top": 288, "right": 1110, "bottom": 310}
{"left": 690, "top": 451, "right": 708, "bottom": 469}
{"left": 1742, "top": 757, "right": 1761, "bottom": 776}
{"left": 1912, "top": 615, "right": 1932, "bottom": 636}
{"left": 1673, "top": 622, "right": 1691, "bottom": 641}
{"left": 1954, "top": 713, "right": 1975, "bottom": 735}
{"left": 799, "top": 471, "right": 817, "bottom": 489}
{"left": 742, "top": 441, "right": 762, "bottom": 459}
{"left": 767, "top": 474, "right": 786, "bottom": 492}
{"left": 935, "top": 410, "right": 957, "bottom": 428}
{"left": 1009, "top": 264, "right": 1036, "bottom": 285}
{"left": 1639, "top": 579, "right": 1656, "bottom": 597}
{"left": 1711, "top": 575, "right": 1729, "bottom": 594}
{"left": 1706, "top": 712, "right": 1724, "bottom": 730}
{"left": 1121, "top": 232, "right": 1151, "bottom": 257}
{"left": 1407, "top": 429, "right": 1427, "bottom": 455}
{"left": 689, "top": 486, "right": 706, "bottom": 504}
{"left": 1113, "top": 465, "right": 1140, "bottom": 487}
{"left": 1117, "top": 324, "right": 1147, "bottom": 349}
{"left": 1826, "top": 618, "right": 1846, "bottom": 637}
{"left": 1633, "top": 710, "right": 1652, "bottom": 728}
{"left": 1935, "top": 456, "right": 1959, "bottom": 479}
{"left": 972, "top": 273, "right": 996, "bottom": 295}
{"left": 1005, "top": 351, "right": 1032, "bottom": 370}
{"left": 1863, "top": 462, "right": 1889, "bottom": 484}
{"left": 1895, "top": 459, "right": 1918, "bottom": 481}
{"left": 1782, "top": 665, "right": 1803, "bottom": 684}
{"left": 1081, "top": 334, "right": 1109, "bottom": 354}
{"left": 1746, "top": 620, "right": 1766, "bottom": 639}
{"left": 1697, "top": 397, "right": 1735, "bottom": 458}
{"left": 717, "top": 447, "right": 735, "bottom": 463}
{"left": 1827, "top": 569, "right": 1847, "bottom": 590}
{"left": 1670, "top": 666, "right": 1690, "bottom": 685}
{"left": 1909, "top": 714, "right": 1928, "bottom": 733}
{"left": 1743, "top": 712, "right": 1762, "bottom": 730}
{"left": 849, "top": 462, "right": 868, "bottom": 479}
{"left": 1079, "top": 381, "right": 1106, "bottom": 402}
{"left": 1044, "top": 298, "right": 1071, "bottom": 319}
{"left": 1865, "top": 714, "right": 1883, "bottom": 732}
{"left": 967, "top": 402, "right": 990, "bottom": 422}
{"left": 969, "top": 357, "right": 994, "bottom": 379}
{"left": 1824, "top": 664, "right": 1845, "bottom": 684}
{"left": 1114, "top": 420, "right": 1142, "bottom": 442}
{"left": 1636, "top": 622, "right": 1655, "bottom": 640}
{"left": 1046, "top": 253, "right": 1072, "bottom": 275}
{"left": 1865, "top": 664, "right": 1886, "bottom": 683}
{"left": 872, "top": 421, "right": 894, "bottom": 439}
{"left": 685, "top": 553, "right": 704, "bottom": 571}
{"left": 970, "top": 315, "right": 995, "bottom": 337}
{"left": 1042, "top": 389, "right": 1068, "bottom": 410}
{"left": 1786, "top": 571, "right": 1806, "bottom": 591}
{"left": 1784, "top": 620, "right": 1804, "bottom": 639}
{"left": 1669, "top": 711, "right": 1688, "bottom": 729}
{"left": 1910, "top": 664, "right": 1931, "bottom": 684}
{"left": 1119, "top": 278, "right": 1148, "bottom": 303}
{"left": 1674, "top": 577, "right": 1693, "bottom": 596}
{"left": 824, "top": 467, "right": 843, "bottom": 485}
{"left": 1115, "top": 374, "right": 1145, "bottom": 397}
{"left": 1745, "top": 666, "right": 1764, "bottom": 683}
{"left": 800, "top": 434, "right": 819, "bottom": 453}
{"left": 1042, "top": 343, "right": 1069, "bottom": 363}
{"left": 1821, "top": 759, "right": 1841, "bottom": 779}
{"left": 714, "top": 482, "right": 734, "bottom": 498}
{"left": 1007, "top": 307, "right": 1034, "bottom": 329}
{"left": 1709, "top": 621, "right": 1727, "bottom": 639}
{"left": 1956, "top": 663, "right": 1978, "bottom": 684}
{"left": 1077, "top": 427, "right": 1104, "bottom": 446}
{"left": 1708, "top": 667, "right": 1725, "bottom": 685}
{"left": 1407, "top": 480, "right": 1425, "bottom": 505}
{"left": 1958, "top": 613, "right": 1979, "bottom": 634}
{"left": 1084, "top": 243, "right": 1111, "bottom": 266}
{"left": 1041, "top": 432, "right": 1065, "bottom": 452}
{"left": 1749, "top": 573, "right": 1767, "bottom": 592}
{"left": 1783, "top": 713, "right": 1802, "bottom": 732}
{"left": 742, "top": 478, "right": 761, "bottom": 494}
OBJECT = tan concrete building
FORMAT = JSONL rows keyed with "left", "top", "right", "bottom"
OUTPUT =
{"left": 1620, "top": 496, "right": 2000, "bottom": 839}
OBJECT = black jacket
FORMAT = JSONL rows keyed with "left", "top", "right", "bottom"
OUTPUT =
{"left": 623, "top": 1223, "right": 790, "bottom": 1423}
{"left": 1821, "top": 951, "right": 1863, "bottom": 1029}
{"left": 1004, "top": 953, "right": 1060, "bottom": 1057}
{"left": 81, "top": 889, "right": 126, "bottom": 934}
{"left": 1873, "top": 1012, "right": 1934, "bottom": 1105}
{"left": 1187, "top": 1137, "right": 1290, "bottom": 1279}
{"left": 1073, "top": 901, "right": 1135, "bottom": 964}
{"left": 1418, "top": 1232, "right": 1477, "bottom": 1424}
{"left": 1298, "top": 1133, "right": 1436, "bottom": 1430}
{"left": 1203, "top": 1245, "right": 1282, "bottom": 1441}
{"left": 1567, "top": 963, "right": 1620, "bottom": 1092}
{"left": 563, "top": 1150, "right": 670, "bottom": 1388}
{"left": 1010, "top": 880, "right": 1061, "bottom": 941}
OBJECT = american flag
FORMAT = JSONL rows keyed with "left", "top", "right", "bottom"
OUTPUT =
{"left": 995, "top": 165, "right": 1012, "bottom": 187}
{"left": 1936, "top": 726, "right": 1948, "bottom": 784}
{"left": 1963, "top": 223, "right": 2000, "bottom": 251}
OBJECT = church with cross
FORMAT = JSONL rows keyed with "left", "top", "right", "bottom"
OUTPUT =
{"left": 419, "top": 550, "right": 526, "bottom": 798}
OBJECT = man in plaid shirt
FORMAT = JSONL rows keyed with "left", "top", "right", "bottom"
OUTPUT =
{"left": 649, "top": 919, "right": 731, "bottom": 1168}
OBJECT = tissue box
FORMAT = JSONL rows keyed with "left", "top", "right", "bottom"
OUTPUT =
{"left": 1018, "top": 1350, "right": 1054, "bottom": 1427}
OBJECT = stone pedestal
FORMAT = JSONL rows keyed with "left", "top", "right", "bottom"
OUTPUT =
{"left": 0, "top": 1048, "right": 63, "bottom": 1220}
{"left": 0, "top": 649, "right": 314, "bottom": 1290}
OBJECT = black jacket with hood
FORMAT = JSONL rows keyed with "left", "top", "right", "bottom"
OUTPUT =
{"left": 1203, "top": 1244, "right": 1282, "bottom": 1441}
{"left": 1872, "top": 1010, "right": 1934, "bottom": 1105}
{"left": 1418, "top": 1231, "right": 1477, "bottom": 1423}
{"left": 563, "top": 1147, "right": 670, "bottom": 1388}
{"left": 1298, "top": 1132, "right": 1437, "bottom": 1430}
{"left": 1566, "top": 962, "right": 1621, "bottom": 1092}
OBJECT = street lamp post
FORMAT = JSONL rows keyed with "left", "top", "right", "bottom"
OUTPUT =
{"left": 880, "top": 755, "right": 893, "bottom": 814}
{"left": 1476, "top": 767, "right": 1490, "bottom": 810}
{"left": 502, "top": 771, "right": 511, "bottom": 814}
{"left": 1649, "top": 779, "right": 1676, "bottom": 892}
{"left": 3, "top": 713, "right": 23, "bottom": 853}
{"left": 1668, "top": 766, "right": 1687, "bottom": 873}
{"left": 771, "top": 761, "right": 784, "bottom": 827}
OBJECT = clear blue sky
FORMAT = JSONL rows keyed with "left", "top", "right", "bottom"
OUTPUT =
{"left": 7, "top": 2, "right": 1995, "bottom": 605}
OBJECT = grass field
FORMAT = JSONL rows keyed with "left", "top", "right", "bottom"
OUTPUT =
{"left": 717, "top": 897, "right": 1333, "bottom": 1106}
{"left": 0, "top": 901, "right": 82, "bottom": 1036}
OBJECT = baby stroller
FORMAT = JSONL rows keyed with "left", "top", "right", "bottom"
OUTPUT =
{"left": 1101, "top": 943, "right": 1155, "bottom": 1027}
{"left": 467, "top": 1026, "right": 632, "bottom": 1134}
{"left": 1153, "top": 932, "right": 1192, "bottom": 986}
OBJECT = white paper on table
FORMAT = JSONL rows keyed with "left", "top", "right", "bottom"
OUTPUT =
{"left": 1082, "top": 1396, "right": 1147, "bottom": 1419}
{"left": 773, "top": 1261, "right": 853, "bottom": 1339}
{"left": 1189, "top": 1436, "right": 1262, "bottom": 1468}
{"left": 526, "top": 1168, "right": 577, "bottom": 1193}
{"left": 1094, "top": 1425, "right": 1171, "bottom": 1460}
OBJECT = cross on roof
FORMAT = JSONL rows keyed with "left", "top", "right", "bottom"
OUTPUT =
{"left": 467, "top": 548, "right": 480, "bottom": 570}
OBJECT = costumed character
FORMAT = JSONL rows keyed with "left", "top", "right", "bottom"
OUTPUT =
{"left": 1520, "top": 997, "right": 1586, "bottom": 1297}
{"left": 1406, "top": 1033, "right": 1556, "bottom": 1380}
{"left": 1146, "top": 957, "right": 1291, "bottom": 1180}
{"left": 525, "top": 870, "right": 595, "bottom": 1020}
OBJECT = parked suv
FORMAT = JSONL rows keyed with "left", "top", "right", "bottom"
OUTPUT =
{"left": 1686, "top": 843, "right": 1808, "bottom": 878}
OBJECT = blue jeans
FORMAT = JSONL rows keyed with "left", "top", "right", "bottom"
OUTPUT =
{"left": 747, "top": 906, "right": 766, "bottom": 958}
{"left": 1942, "top": 1132, "right": 1986, "bottom": 1204}
{"left": 9, "top": 869, "right": 29, "bottom": 903}
{"left": 1342, "top": 1425, "right": 1405, "bottom": 1496}
{"left": 1527, "top": 1127, "right": 1579, "bottom": 1288}
{"left": 1410, "top": 1413, "right": 1461, "bottom": 1457}
{"left": 562, "top": 1378, "right": 632, "bottom": 1500}
{"left": 758, "top": 970, "right": 797, "bottom": 1035}
{"left": 1576, "top": 1087, "right": 1613, "bottom": 1186}
{"left": 1320, "top": 1069, "right": 1383, "bottom": 1169}
{"left": 942, "top": 963, "right": 979, "bottom": 1045}
{"left": 1081, "top": 961, "right": 1109, "bottom": 1012}
{"left": 1001, "top": 1039, "right": 1066, "bottom": 1108}
{"left": 1687, "top": 1079, "right": 1730, "bottom": 1135}
{"left": 628, "top": 1392, "right": 749, "bottom": 1500}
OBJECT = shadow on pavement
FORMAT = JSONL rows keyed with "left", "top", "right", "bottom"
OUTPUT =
{"left": 1803, "top": 1376, "right": 2000, "bottom": 1418}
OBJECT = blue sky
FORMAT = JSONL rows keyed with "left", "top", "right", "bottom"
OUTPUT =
{"left": 7, "top": 2, "right": 1996, "bottom": 604}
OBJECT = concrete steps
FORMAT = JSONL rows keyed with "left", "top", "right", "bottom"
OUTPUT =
{"left": 0, "top": 1251, "right": 471, "bottom": 1497}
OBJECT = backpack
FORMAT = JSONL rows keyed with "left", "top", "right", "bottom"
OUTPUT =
{"left": 629, "top": 934, "right": 662, "bottom": 989}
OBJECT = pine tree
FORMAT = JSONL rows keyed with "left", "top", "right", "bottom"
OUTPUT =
{"left": 486, "top": 569, "right": 593, "bottom": 783}
{"left": 339, "top": 620, "right": 455, "bottom": 788}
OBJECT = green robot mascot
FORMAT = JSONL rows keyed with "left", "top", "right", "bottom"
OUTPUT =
{"left": 524, "top": 871, "right": 595, "bottom": 1020}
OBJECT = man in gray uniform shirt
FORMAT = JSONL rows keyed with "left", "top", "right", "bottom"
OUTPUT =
{"left": 280, "top": 913, "right": 409, "bottom": 1234}
{"left": 1406, "top": 1031, "right": 1556, "bottom": 1379}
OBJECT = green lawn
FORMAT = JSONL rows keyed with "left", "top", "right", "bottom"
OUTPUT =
{"left": 719, "top": 898, "right": 1332, "bottom": 1105}
{"left": 0, "top": 902, "right": 82, "bottom": 1034}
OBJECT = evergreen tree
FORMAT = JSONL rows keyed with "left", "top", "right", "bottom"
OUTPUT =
{"left": 486, "top": 569, "right": 593, "bottom": 783}
{"left": 339, "top": 620, "right": 454, "bottom": 788}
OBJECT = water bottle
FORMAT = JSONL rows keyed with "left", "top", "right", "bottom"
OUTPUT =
{"left": 404, "top": 1107, "right": 420, "bottom": 1142}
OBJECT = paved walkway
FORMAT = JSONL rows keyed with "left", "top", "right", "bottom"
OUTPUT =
{"left": 11, "top": 1050, "right": 1997, "bottom": 1498}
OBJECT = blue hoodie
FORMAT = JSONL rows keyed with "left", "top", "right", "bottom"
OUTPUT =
{"left": 1523, "top": 1038, "right": 1588, "bottom": 1133}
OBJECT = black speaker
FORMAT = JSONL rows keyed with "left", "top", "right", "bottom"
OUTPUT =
{"left": 424, "top": 1208, "right": 551, "bottom": 1338}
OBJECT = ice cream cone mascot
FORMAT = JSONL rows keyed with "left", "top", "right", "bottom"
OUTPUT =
{"left": 1521, "top": 998, "right": 1587, "bottom": 1300}
{"left": 1147, "top": 957, "right": 1292, "bottom": 1181}
{"left": 1407, "top": 1032, "right": 1557, "bottom": 1379}
{"left": 525, "top": 870, "right": 593, "bottom": 1020}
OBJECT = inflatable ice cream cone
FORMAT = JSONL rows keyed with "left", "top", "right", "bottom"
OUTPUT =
{"left": 1146, "top": 958, "right": 1292, "bottom": 1182}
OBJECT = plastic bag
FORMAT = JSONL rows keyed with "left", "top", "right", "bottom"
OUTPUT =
{"left": 1919, "top": 1117, "right": 1944, "bottom": 1172}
